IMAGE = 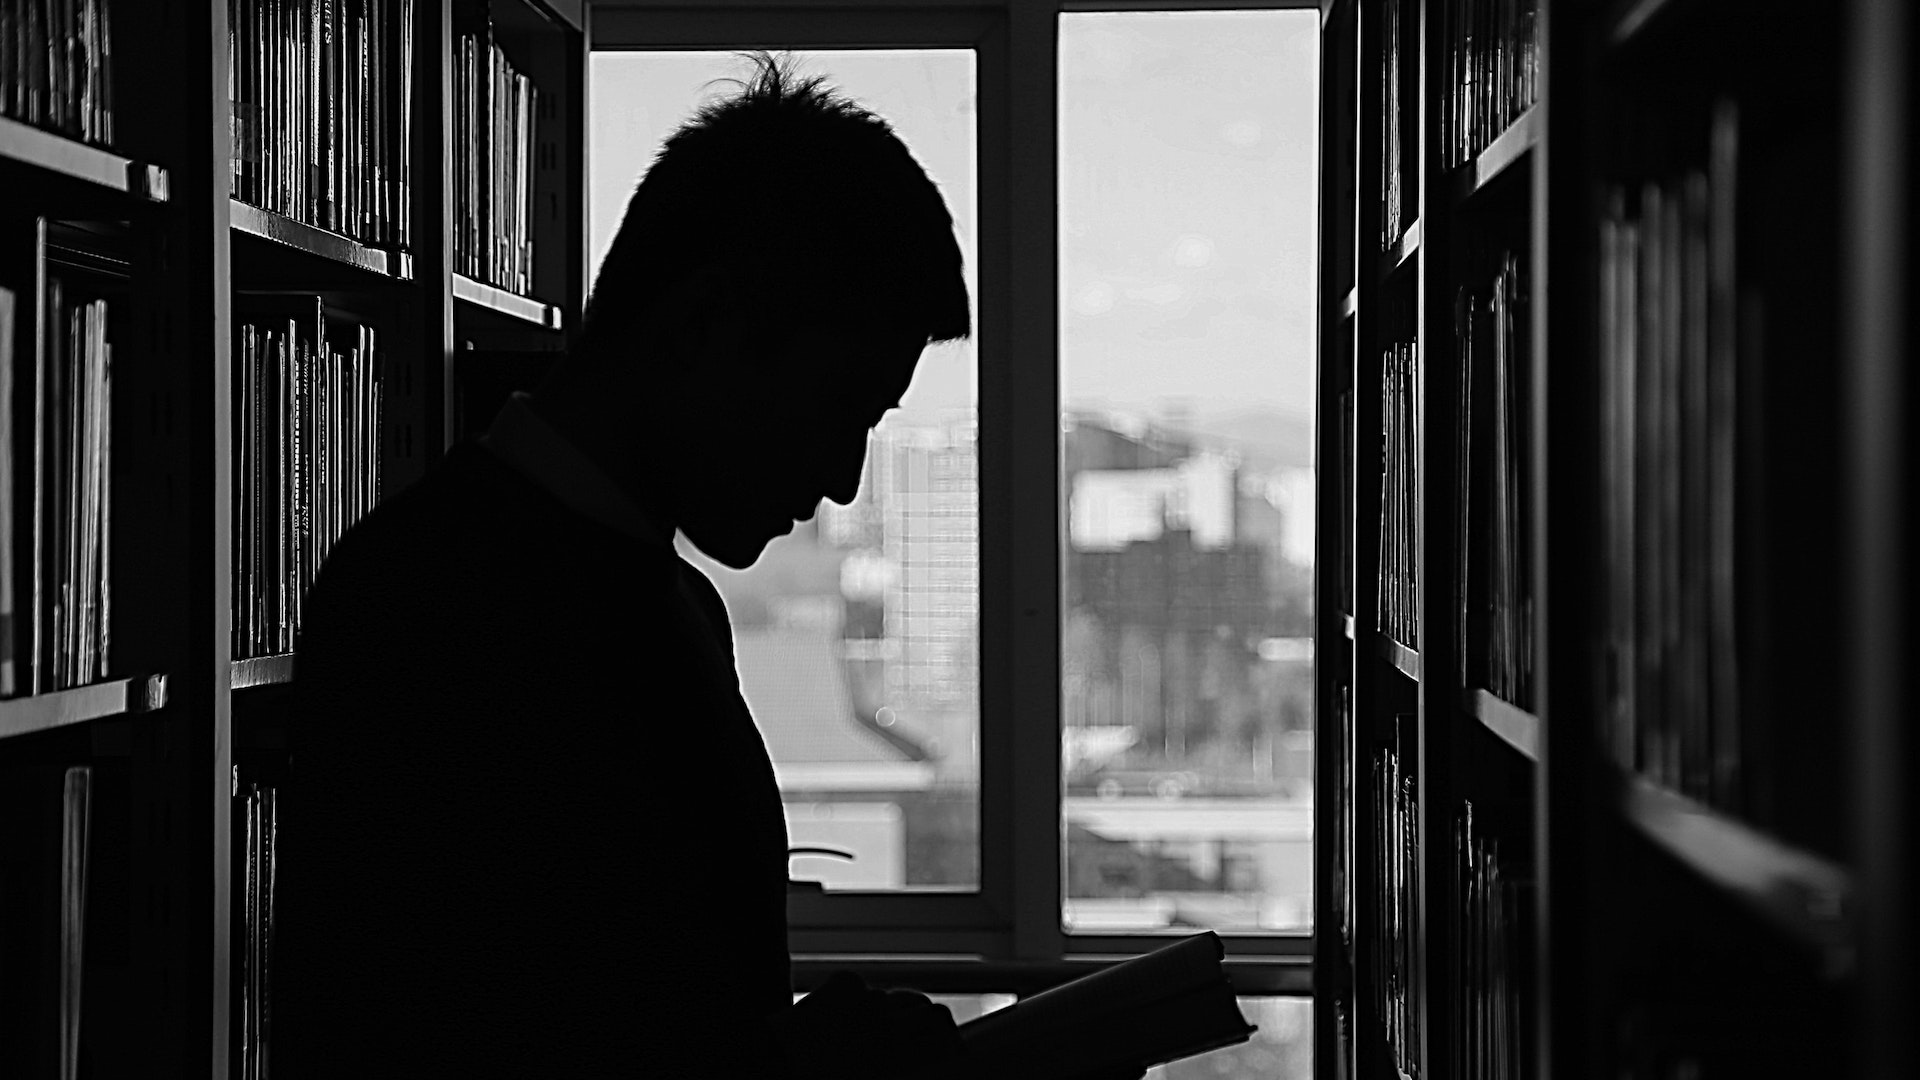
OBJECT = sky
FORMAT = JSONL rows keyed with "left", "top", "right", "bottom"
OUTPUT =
{"left": 588, "top": 8, "right": 1320, "bottom": 427}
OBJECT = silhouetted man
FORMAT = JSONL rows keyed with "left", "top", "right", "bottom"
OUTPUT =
{"left": 278, "top": 52, "right": 971, "bottom": 1078}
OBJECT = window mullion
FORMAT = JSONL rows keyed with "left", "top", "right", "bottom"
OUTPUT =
{"left": 980, "top": 0, "right": 1065, "bottom": 964}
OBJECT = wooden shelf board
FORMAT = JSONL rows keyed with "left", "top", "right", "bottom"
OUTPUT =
{"left": 1462, "top": 688, "right": 1540, "bottom": 761}
{"left": 231, "top": 653, "right": 296, "bottom": 690}
{"left": 1619, "top": 774, "right": 1855, "bottom": 978}
{"left": 1451, "top": 105, "right": 1539, "bottom": 205}
{"left": 230, "top": 200, "right": 412, "bottom": 280}
{"left": 522, "top": 0, "right": 585, "bottom": 33}
{"left": 0, "top": 675, "right": 168, "bottom": 741}
{"left": 1609, "top": 0, "right": 1705, "bottom": 49}
{"left": 1379, "top": 219, "right": 1420, "bottom": 283}
{"left": 454, "top": 273, "right": 564, "bottom": 329}
{"left": 1376, "top": 636, "right": 1420, "bottom": 681}
{"left": 0, "top": 115, "right": 168, "bottom": 200}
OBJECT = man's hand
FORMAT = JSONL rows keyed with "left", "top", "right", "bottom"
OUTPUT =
{"left": 773, "top": 971, "right": 965, "bottom": 1080}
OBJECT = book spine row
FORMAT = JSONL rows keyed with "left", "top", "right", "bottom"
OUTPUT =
{"left": 1597, "top": 103, "right": 1740, "bottom": 808}
{"left": 454, "top": 0, "right": 538, "bottom": 296}
{"left": 59, "top": 762, "right": 89, "bottom": 1080}
{"left": 1448, "top": 802, "right": 1533, "bottom": 1080}
{"left": 1377, "top": 338, "right": 1417, "bottom": 650}
{"left": 1339, "top": 379, "right": 1355, "bottom": 616}
{"left": 232, "top": 302, "right": 381, "bottom": 659}
{"left": 226, "top": 0, "right": 415, "bottom": 250}
{"left": 0, "top": 0, "right": 114, "bottom": 146}
{"left": 1453, "top": 249, "right": 1533, "bottom": 707}
{"left": 1369, "top": 714, "right": 1420, "bottom": 1077}
{"left": 9, "top": 278, "right": 113, "bottom": 696}
{"left": 233, "top": 779, "right": 278, "bottom": 1080}
{"left": 1335, "top": 680, "right": 1354, "bottom": 951}
{"left": 1441, "top": 0, "right": 1539, "bottom": 170}
{"left": 1380, "top": 0, "right": 1413, "bottom": 253}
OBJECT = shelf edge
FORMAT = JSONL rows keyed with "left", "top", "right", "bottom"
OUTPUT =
{"left": 0, "top": 116, "right": 167, "bottom": 201}
{"left": 1376, "top": 636, "right": 1421, "bottom": 681}
{"left": 1463, "top": 687, "right": 1540, "bottom": 761}
{"left": 1619, "top": 773, "right": 1856, "bottom": 978}
{"left": 0, "top": 678, "right": 138, "bottom": 741}
{"left": 231, "top": 654, "right": 297, "bottom": 691}
{"left": 1379, "top": 219, "right": 1420, "bottom": 283}
{"left": 1610, "top": 0, "right": 1686, "bottom": 47}
{"left": 453, "top": 272, "right": 564, "bottom": 329}
{"left": 1452, "top": 105, "right": 1540, "bottom": 205}
{"left": 230, "top": 200, "right": 402, "bottom": 277}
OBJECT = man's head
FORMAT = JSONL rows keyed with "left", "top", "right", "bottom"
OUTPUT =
{"left": 561, "top": 51, "right": 972, "bottom": 570}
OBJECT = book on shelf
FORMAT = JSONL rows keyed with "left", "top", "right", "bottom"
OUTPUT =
{"left": 1, "top": 285, "right": 15, "bottom": 696}
{"left": 0, "top": 761, "right": 94, "bottom": 1078}
{"left": 59, "top": 764, "right": 89, "bottom": 1080}
{"left": 1380, "top": 0, "right": 1415, "bottom": 253}
{"left": 1454, "top": 248, "right": 1534, "bottom": 707}
{"left": 1368, "top": 713, "right": 1420, "bottom": 1076}
{"left": 231, "top": 295, "right": 383, "bottom": 659}
{"left": 4, "top": 271, "right": 114, "bottom": 696}
{"left": 1339, "top": 376, "right": 1355, "bottom": 616}
{"left": 226, "top": 0, "right": 416, "bottom": 249}
{"left": 233, "top": 777, "right": 280, "bottom": 1080}
{"left": 1377, "top": 337, "right": 1417, "bottom": 651}
{"left": 954, "top": 932, "right": 1256, "bottom": 1079}
{"left": 1597, "top": 101, "right": 1741, "bottom": 811}
{"left": 1449, "top": 801, "right": 1534, "bottom": 1080}
{"left": 1, "top": 0, "right": 116, "bottom": 147}
{"left": 1336, "top": 680, "right": 1355, "bottom": 949}
{"left": 454, "top": 0, "right": 539, "bottom": 297}
{"left": 1442, "top": 0, "right": 1540, "bottom": 169}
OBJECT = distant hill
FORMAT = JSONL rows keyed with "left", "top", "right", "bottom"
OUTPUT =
{"left": 1179, "top": 408, "right": 1316, "bottom": 471}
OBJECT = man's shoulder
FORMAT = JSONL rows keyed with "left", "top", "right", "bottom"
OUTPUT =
{"left": 315, "top": 441, "right": 681, "bottom": 604}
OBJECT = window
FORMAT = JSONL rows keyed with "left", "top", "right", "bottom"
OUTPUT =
{"left": 590, "top": 0, "right": 1318, "bottom": 1009}
{"left": 1059, "top": 7, "right": 1319, "bottom": 936}
{"left": 590, "top": 47, "right": 982, "bottom": 891}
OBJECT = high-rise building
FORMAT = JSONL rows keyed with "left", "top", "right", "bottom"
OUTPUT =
{"left": 874, "top": 414, "right": 979, "bottom": 712}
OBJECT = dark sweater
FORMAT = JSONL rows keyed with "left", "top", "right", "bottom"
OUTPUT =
{"left": 275, "top": 441, "right": 793, "bottom": 1078}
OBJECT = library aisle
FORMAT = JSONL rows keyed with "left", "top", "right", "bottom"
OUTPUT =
{"left": 1, "top": 2, "right": 1913, "bottom": 1078}
{"left": 1315, "top": 1, "right": 1915, "bottom": 1079}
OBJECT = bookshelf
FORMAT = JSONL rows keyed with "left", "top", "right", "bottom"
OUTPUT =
{"left": 7, "top": 1, "right": 1910, "bottom": 1076}
{"left": 229, "top": 654, "right": 296, "bottom": 691}
{"left": 0, "top": 116, "right": 170, "bottom": 203}
{"left": 0, "top": 676, "right": 169, "bottom": 741}
{"left": 1318, "top": 1, "right": 1915, "bottom": 1079}
{"left": 1461, "top": 688, "right": 1539, "bottom": 762}
{"left": 1, "top": 0, "right": 584, "bottom": 1074}
{"left": 229, "top": 201, "right": 416, "bottom": 280}
{"left": 453, "top": 271, "right": 565, "bottom": 329}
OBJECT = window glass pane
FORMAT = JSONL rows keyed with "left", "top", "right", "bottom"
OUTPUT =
{"left": 790, "top": 993, "right": 1016, "bottom": 1024}
{"left": 1059, "top": 11, "right": 1319, "bottom": 932}
{"left": 1147, "top": 998, "right": 1312, "bottom": 1079}
{"left": 590, "top": 50, "right": 980, "bottom": 889}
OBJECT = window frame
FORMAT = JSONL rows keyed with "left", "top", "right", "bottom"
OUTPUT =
{"left": 588, "top": 0, "right": 1319, "bottom": 998}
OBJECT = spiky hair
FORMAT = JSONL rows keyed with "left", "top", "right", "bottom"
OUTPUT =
{"left": 581, "top": 50, "right": 971, "bottom": 359}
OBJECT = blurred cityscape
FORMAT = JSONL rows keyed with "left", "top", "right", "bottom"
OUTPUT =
{"left": 687, "top": 401, "right": 1317, "bottom": 932}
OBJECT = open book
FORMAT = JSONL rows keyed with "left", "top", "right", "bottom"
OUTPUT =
{"left": 955, "top": 932, "right": 1256, "bottom": 1079}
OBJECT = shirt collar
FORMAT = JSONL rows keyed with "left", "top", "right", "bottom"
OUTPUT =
{"left": 479, "top": 392, "right": 673, "bottom": 549}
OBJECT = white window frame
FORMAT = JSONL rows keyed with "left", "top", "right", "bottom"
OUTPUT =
{"left": 588, "top": 0, "right": 1318, "bottom": 998}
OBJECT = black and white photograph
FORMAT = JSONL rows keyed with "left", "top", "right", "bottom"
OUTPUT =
{"left": 0, "top": 1, "right": 1913, "bottom": 1077}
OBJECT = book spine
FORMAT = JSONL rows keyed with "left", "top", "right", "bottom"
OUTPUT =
{"left": 59, "top": 764, "right": 91, "bottom": 1080}
{"left": 0, "top": 286, "right": 15, "bottom": 696}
